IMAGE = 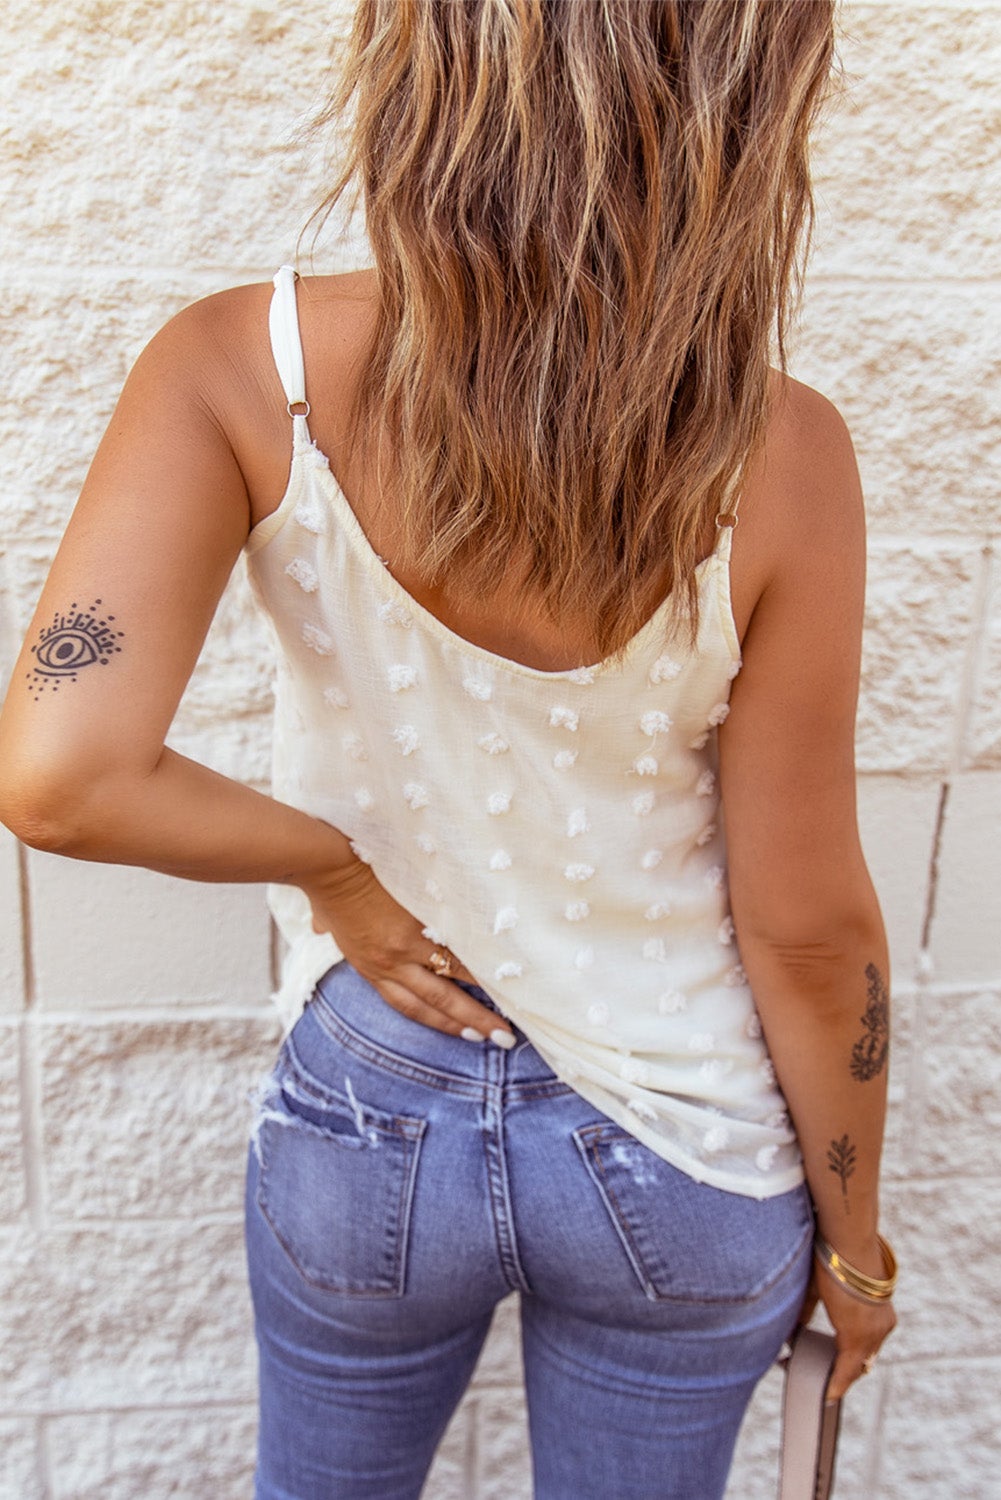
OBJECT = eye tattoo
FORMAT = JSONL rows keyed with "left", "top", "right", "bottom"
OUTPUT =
{"left": 25, "top": 599, "right": 124, "bottom": 699}
{"left": 827, "top": 1134, "right": 856, "bottom": 1213}
{"left": 849, "top": 963, "right": 890, "bottom": 1083}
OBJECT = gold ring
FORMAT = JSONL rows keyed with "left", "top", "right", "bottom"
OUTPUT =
{"left": 427, "top": 947, "right": 455, "bottom": 977}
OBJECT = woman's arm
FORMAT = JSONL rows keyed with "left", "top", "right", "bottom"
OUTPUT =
{"left": 0, "top": 292, "right": 512, "bottom": 1044}
{"left": 719, "top": 387, "right": 896, "bottom": 1396}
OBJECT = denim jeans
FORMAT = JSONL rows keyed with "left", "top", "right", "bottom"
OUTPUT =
{"left": 244, "top": 959, "right": 813, "bottom": 1500}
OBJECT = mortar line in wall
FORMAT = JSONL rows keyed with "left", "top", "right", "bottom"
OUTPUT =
{"left": 35, "top": 1414, "right": 53, "bottom": 1500}
{"left": 917, "top": 781, "right": 949, "bottom": 969}
{"left": 15, "top": 840, "right": 48, "bottom": 1232}
{"left": 16, "top": 838, "right": 35, "bottom": 1008}
{"left": 949, "top": 541, "right": 995, "bottom": 775}
{"left": 865, "top": 1367, "right": 892, "bottom": 1497}
{"left": 17, "top": 1022, "right": 47, "bottom": 1232}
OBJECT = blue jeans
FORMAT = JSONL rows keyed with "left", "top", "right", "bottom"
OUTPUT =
{"left": 244, "top": 960, "right": 813, "bottom": 1500}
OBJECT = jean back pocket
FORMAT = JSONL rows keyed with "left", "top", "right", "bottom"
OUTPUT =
{"left": 572, "top": 1121, "right": 812, "bottom": 1304}
{"left": 253, "top": 1051, "right": 428, "bottom": 1297}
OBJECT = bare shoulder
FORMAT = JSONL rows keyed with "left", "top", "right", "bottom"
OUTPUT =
{"left": 151, "top": 269, "right": 379, "bottom": 508}
{"left": 759, "top": 370, "right": 863, "bottom": 544}
{"left": 726, "top": 370, "right": 864, "bottom": 647}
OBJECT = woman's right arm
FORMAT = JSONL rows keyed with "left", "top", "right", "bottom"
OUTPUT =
{"left": 718, "top": 387, "right": 896, "bottom": 1399}
{"left": 0, "top": 291, "right": 510, "bottom": 1046}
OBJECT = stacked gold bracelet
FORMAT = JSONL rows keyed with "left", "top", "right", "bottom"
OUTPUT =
{"left": 813, "top": 1232, "right": 898, "bottom": 1303}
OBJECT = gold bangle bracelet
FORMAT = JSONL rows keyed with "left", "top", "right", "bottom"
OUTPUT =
{"left": 814, "top": 1232, "right": 897, "bottom": 1302}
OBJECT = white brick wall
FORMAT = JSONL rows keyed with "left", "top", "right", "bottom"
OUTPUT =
{"left": 0, "top": 2, "right": 997, "bottom": 1495}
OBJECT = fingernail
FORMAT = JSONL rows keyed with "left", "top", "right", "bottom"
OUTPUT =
{"left": 490, "top": 1028, "right": 516, "bottom": 1049}
{"left": 460, "top": 1027, "right": 482, "bottom": 1042}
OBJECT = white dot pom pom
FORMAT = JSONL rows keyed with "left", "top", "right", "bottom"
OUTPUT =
{"left": 567, "top": 665, "right": 597, "bottom": 684}
{"left": 284, "top": 558, "right": 319, "bottom": 592}
{"left": 574, "top": 945, "right": 595, "bottom": 970}
{"left": 392, "top": 724, "right": 420, "bottom": 756}
{"left": 553, "top": 748, "right": 579, "bottom": 769}
{"left": 489, "top": 849, "right": 512, "bottom": 870}
{"left": 377, "top": 600, "right": 414, "bottom": 628}
{"left": 564, "top": 863, "right": 595, "bottom": 882}
{"left": 293, "top": 495, "right": 326, "bottom": 533}
{"left": 620, "top": 1058, "right": 650, "bottom": 1085}
{"left": 349, "top": 840, "right": 373, "bottom": 864}
{"left": 640, "top": 848, "right": 663, "bottom": 870}
{"left": 402, "top": 782, "right": 430, "bottom": 810}
{"left": 688, "top": 1033, "right": 715, "bottom": 1054}
{"left": 642, "top": 938, "right": 667, "bottom": 962}
{"left": 689, "top": 731, "right": 710, "bottom": 750}
{"left": 703, "top": 1124, "right": 730, "bottom": 1154}
{"left": 477, "top": 732, "right": 509, "bottom": 754}
{"left": 756, "top": 1144, "right": 779, "bottom": 1173}
{"left": 388, "top": 663, "right": 419, "bottom": 692}
{"left": 649, "top": 654, "right": 683, "bottom": 685}
{"left": 549, "top": 704, "right": 580, "bottom": 731}
{"left": 587, "top": 1002, "right": 609, "bottom": 1026}
{"left": 342, "top": 732, "right": 367, "bottom": 761}
{"left": 354, "top": 787, "right": 375, "bottom": 811}
{"left": 627, "top": 1097, "right": 659, "bottom": 1123}
{"left": 323, "top": 685, "right": 350, "bottom": 709}
{"left": 644, "top": 902, "right": 671, "bottom": 921}
{"left": 566, "top": 807, "right": 590, "bottom": 838}
{"left": 717, "top": 916, "right": 735, "bottom": 945}
{"left": 564, "top": 900, "right": 590, "bottom": 922}
{"left": 425, "top": 878, "right": 444, "bottom": 901}
{"left": 707, "top": 702, "right": 731, "bottom": 726}
{"left": 494, "top": 960, "right": 523, "bottom": 980}
{"left": 301, "top": 623, "right": 335, "bottom": 656}
{"left": 657, "top": 990, "right": 688, "bottom": 1014}
{"left": 632, "top": 755, "right": 659, "bottom": 776}
{"left": 493, "top": 906, "right": 519, "bottom": 934}
{"left": 696, "top": 770, "right": 716, "bottom": 797}
{"left": 639, "top": 709, "right": 673, "bottom": 736}
{"left": 487, "top": 791, "right": 512, "bottom": 815}
{"left": 631, "top": 791, "right": 655, "bottom": 816}
{"left": 415, "top": 832, "right": 437, "bottom": 854}
{"left": 463, "top": 676, "right": 493, "bottom": 701}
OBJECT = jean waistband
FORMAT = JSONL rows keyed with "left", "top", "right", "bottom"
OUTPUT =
{"left": 304, "top": 960, "right": 574, "bottom": 1093}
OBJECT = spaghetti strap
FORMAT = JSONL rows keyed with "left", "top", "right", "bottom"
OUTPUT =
{"left": 269, "top": 265, "right": 310, "bottom": 421}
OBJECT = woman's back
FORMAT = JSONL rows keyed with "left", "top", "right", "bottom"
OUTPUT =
{"left": 209, "top": 266, "right": 805, "bottom": 676}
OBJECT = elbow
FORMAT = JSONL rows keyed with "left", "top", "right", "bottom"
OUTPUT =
{"left": 733, "top": 890, "right": 886, "bottom": 972}
{"left": 0, "top": 775, "right": 104, "bottom": 854}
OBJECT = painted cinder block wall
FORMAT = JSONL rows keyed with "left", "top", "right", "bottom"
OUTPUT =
{"left": 1, "top": 2, "right": 998, "bottom": 1495}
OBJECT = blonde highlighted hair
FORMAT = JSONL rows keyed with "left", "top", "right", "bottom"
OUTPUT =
{"left": 302, "top": 0, "right": 843, "bottom": 660}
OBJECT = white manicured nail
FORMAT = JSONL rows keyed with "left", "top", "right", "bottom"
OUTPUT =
{"left": 460, "top": 1027, "right": 482, "bottom": 1042}
{"left": 490, "top": 1028, "right": 516, "bottom": 1049}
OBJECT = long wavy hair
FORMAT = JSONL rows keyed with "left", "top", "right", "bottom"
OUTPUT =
{"left": 301, "top": 0, "right": 843, "bottom": 660}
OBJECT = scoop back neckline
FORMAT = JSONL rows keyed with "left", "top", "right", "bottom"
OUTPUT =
{"left": 290, "top": 431, "right": 733, "bottom": 683}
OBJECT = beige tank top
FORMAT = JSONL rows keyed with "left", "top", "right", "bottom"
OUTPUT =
{"left": 241, "top": 265, "right": 804, "bottom": 1200}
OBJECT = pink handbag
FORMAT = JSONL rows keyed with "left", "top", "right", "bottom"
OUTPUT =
{"left": 777, "top": 1327, "right": 842, "bottom": 1500}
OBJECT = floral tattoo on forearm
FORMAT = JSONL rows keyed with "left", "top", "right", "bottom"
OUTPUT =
{"left": 849, "top": 962, "right": 889, "bottom": 1083}
{"left": 25, "top": 599, "right": 124, "bottom": 699}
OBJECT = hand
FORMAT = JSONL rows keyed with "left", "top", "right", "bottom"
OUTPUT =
{"left": 299, "top": 858, "right": 516, "bottom": 1045}
{"left": 796, "top": 1247, "right": 897, "bottom": 1401}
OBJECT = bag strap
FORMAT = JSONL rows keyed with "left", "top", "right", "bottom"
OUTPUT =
{"left": 778, "top": 1327, "right": 842, "bottom": 1500}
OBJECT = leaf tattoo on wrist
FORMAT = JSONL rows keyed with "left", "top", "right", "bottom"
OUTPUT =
{"left": 850, "top": 963, "right": 889, "bottom": 1083}
{"left": 827, "top": 1134, "right": 857, "bottom": 1213}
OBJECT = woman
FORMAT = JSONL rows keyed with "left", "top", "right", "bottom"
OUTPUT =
{"left": 0, "top": 3, "right": 897, "bottom": 1497}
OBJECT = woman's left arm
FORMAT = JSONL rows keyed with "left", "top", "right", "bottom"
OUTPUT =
{"left": 718, "top": 385, "right": 897, "bottom": 1399}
